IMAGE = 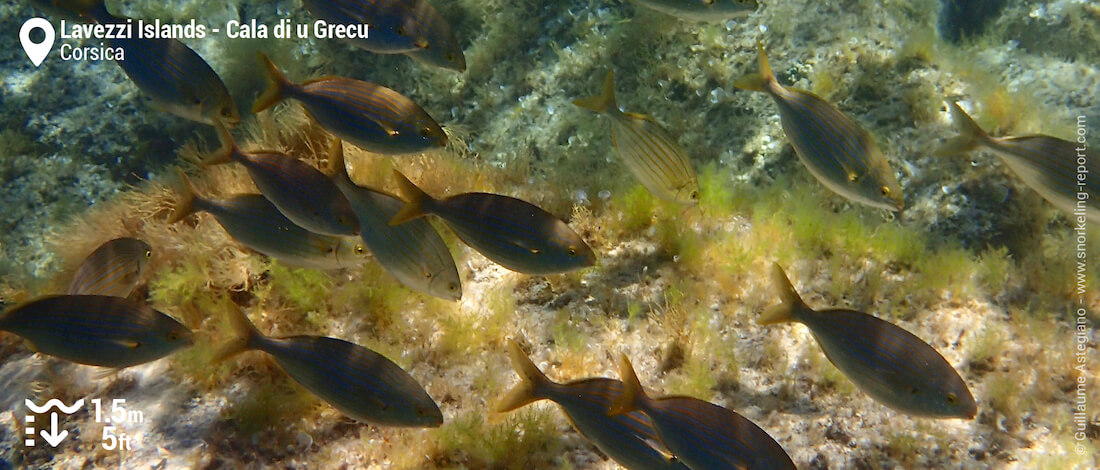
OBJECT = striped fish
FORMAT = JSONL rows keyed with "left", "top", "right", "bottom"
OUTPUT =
{"left": 253, "top": 52, "right": 447, "bottom": 155}
{"left": 389, "top": 170, "right": 596, "bottom": 275}
{"left": 303, "top": 0, "right": 431, "bottom": 53}
{"left": 939, "top": 101, "right": 1099, "bottom": 222}
{"left": 69, "top": 3, "right": 239, "bottom": 127}
{"left": 634, "top": 0, "right": 758, "bottom": 22}
{"left": 170, "top": 172, "right": 367, "bottom": 271}
{"left": 400, "top": 0, "right": 466, "bottom": 72}
{"left": 760, "top": 264, "right": 977, "bottom": 419}
{"left": 328, "top": 140, "right": 461, "bottom": 300}
{"left": 204, "top": 124, "right": 359, "bottom": 236}
{"left": 216, "top": 306, "right": 442, "bottom": 427}
{"left": 734, "top": 42, "right": 904, "bottom": 211}
{"left": 68, "top": 238, "right": 152, "bottom": 297}
{"left": 574, "top": 70, "right": 700, "bottom": 205}
{"left": 610, "top": 354, "right": 796, "bottom": 470}
{"left": 0, "top": 295, "right": 193, "bottom": 368}
{"left": 495, "top": 340, "right": 690, "bottom": 470}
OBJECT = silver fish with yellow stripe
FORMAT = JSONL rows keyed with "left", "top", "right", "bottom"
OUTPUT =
{"left": 610, "top": 354, "right": 796, "bottom": 470}
{"left": 574, "top": 70, "right": 700, "bottom": 205}
{"left": 0, "top": 295, "right": 193, "bottom": 368}
{"left": 204, "top": 124, "right": 360, "bottom": 237}
{"left": 390, "top": 170, "right": 596, "bottom": 275}
{"left": 328, "top": 140, "right": 461, "bottom": 300}
{"left": 939, "top": 101, "right": 1099, "bottom": 222}
{"left": 170, "top": 172, "right": 367, "bottom": 271}
{"left": 68, "top": 238, "right": 152, "bottom": 298}
{"left": 216, "top": 306, "right": 442, "bottom": 427}
{"left": 735, "top": 42, "right": 904, "bottom": 211}
{"left": 634, "top": 0, "right": 759, "bottom": 22}
{"left": 253, "top": 52, "right": 448, "bottom": 155}
{"left": 400, "top": 0, "right": 466, "bottom": 72}
{"left": 759, "top": 264, "right": 977, "bottom": 419}
{"left": 495, "top": 340, "right": 689, "bottom": 470}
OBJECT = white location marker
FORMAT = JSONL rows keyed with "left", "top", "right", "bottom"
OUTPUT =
{"left": 20, "top": 18, "right": 55, "bottom": 67}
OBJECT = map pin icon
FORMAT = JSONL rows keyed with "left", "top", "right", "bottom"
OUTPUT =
{"left": 20, "top": 18, "right": 55, "bottom": 67}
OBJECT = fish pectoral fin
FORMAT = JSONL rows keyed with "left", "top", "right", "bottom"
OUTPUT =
{"left": 413, "top": 38, "right": 430, "bottom": 49}
{"left": 91, "top": 367, "right": 124, "bottom": 381}
{"left": 510, "top": 238, "right": 542, "bottom": 255}
{"left": 110, "top": 338, "right": 142, "bottom": 349}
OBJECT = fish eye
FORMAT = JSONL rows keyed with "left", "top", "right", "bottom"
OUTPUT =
{"left": 880, "top": 186, "right": 891, "bottom": 196}
{"left": 946, "top": 393, "right": 958, "bottom": 405}
{"left": 448, "top": 282, "right": 458, "bottom": 292}
{"left": 689, "top": 190, "right": 700, "bottom": 200}
{"left": 848, "top": 173, "right": 860, "bottom": 183}
{"left": 144, "top": 250, "right": 152, "bottom": 258}
{"left": 220, "top": 107, "right": 233, "bottom": 117}
{"left": 355, "top": 245, "right": 365, "bottom": 255}
{"left": 419, "top": 127, "right": 432, "bottom": 137}
{"left": 425, "top": 272, "right": 433, "bottom": 279}
{"left": 445, "top": 53, "right": 456, "bottom": 62}
{"left": 396, "top": 26, "right": 406, "bottom": 36}
{"left": 567, "top": 247, "right": 577, "bottom": 256}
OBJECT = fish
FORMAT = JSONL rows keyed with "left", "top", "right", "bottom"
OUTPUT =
{"left": 327, "top": 139, "right": 461, "bottom": 300}
{"left": 253, "top": 52, "right": 448, "bottom": 155}
{"left": 574, "top": 70, "right": 700, "bottom": 205}
{"left": 215, "top": 305, "right": 443, "bottom": 427}
{"left": 495, "top": 340, "right": 690, "bottom": 470}
{"left": 400, "top": 0, "right": 466, "bottom": 72}
{"left": 170, "top": 171, "right": 368, "bottom": 271}
{"left": 734, "top": 42, "right": 904, "bottom": 211}
{"left": 609, "top": 354, "right": 797, "bottom": 470}
{"left": 302, "top": 0, "right": 466, "bottom": 72}
{"left": 759, "top": 263, "right": 978, "bottom": 419}
{"left": 938, "top": 101, "right": 1099, "bottom": 222}
{"left": 68, "top": 238, "right": 152, "bottom": 298}
{"left": 389, "top": 170, "right": 597, "bottom": 275}
{"left": 0, "top": 295, "right": 193, "bottom": 368}
{"left": 204, "top": 124, "right": 360, "bottom": 236}
{"left": 634, "top": 0, "right": 759, "bottom": 22}
{"left": 57, "top": 1, "right": 240, "bottom": 127}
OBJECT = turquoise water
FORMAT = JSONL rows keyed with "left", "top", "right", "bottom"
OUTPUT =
{"left": 1, "top": 0, "right": 1098, "bottom": 468}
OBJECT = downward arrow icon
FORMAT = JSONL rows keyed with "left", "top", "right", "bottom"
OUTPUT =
{"left": 40, "top": 413, "right": 68, "bottom": 447}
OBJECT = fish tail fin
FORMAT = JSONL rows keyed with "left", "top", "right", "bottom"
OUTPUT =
{"left": 494, "top": 340, "right": 552, "bottom": 413}
{"left": 212, "top": 305, "right": 263, "bottom": 364}
{"left": 203, "top": 122, "right": 237, "bottom": 166}
{"left": 326, "top": 137, "right": 350, "bottom": 181}
{"left": 759, "top": 263, "right": 809, "bottom": 325}
{"left": 936, "top": 101, "right": 988, "bottom": 156}
{"left": 572, "top": 70, "right": 617, "bottom": 113}
{"left": 608, "top": 353, "right": 647, "bottom": 416}
{"left": 253, "top": 52, "right": 290, "bottom": 113}
{"left": 389, "top": 170, "right": 432, "bottom": 225}
{"left": 168, "top": 170, "right": 198, "bottom": 224}
{"left": 733, "top": 41, "right": 774, "bottom": 92}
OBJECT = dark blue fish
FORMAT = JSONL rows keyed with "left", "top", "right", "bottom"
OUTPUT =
{"left": 204, "top": 124, "right": 359, "bottom": 236}
{"left": 302, "top": 0, "right": 435, "bottom": 53}
{"left": 216, "top": 306, "right": 442, "bottom": 427}
{"left": 495, "top": 340, "right": 689, "bottom": 470}
{"left": 610, "top": 354, "right": 796, "bottom": 470}
{"left": 0, "top": 295, "right": 193, "bottom": 368}
{"left": 760, "top": 264, "right": 977, "bottom": 419}
{"left": 390, "top": 170, "right": 596, "bottom": 275}
{"left": 170, "top": 172, "right": 367, "bottom": 271}
{"left": 253, "top": 52, "right": 447, "bottom": 155}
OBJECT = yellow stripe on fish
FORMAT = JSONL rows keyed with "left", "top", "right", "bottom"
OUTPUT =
{"left": 735, "top": 42, "right": 904, "bottom": 211}
{"left": 939, "top": 101, "right": 1099, "bottom": 222}
{"left": 253, "top": 52, "right": 448, "bottom": 155}
{"left": 574, "top": 70, "right": 700, "bottom": 205}
{"left": 68, "top": 238, "right": 152, "bottom": 298}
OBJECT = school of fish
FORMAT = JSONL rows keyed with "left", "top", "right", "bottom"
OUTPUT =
{"left": 3, "top": 0, "right": 1095, "bottom": 469}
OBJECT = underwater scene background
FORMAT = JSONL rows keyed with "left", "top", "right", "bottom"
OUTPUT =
{"left": 1, "top": 0, "right": 1099, "bottom": 468}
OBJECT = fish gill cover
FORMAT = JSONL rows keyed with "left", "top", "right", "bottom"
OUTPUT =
{"left": 0, "top": 0, "right": 1098, "bottom": 469}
